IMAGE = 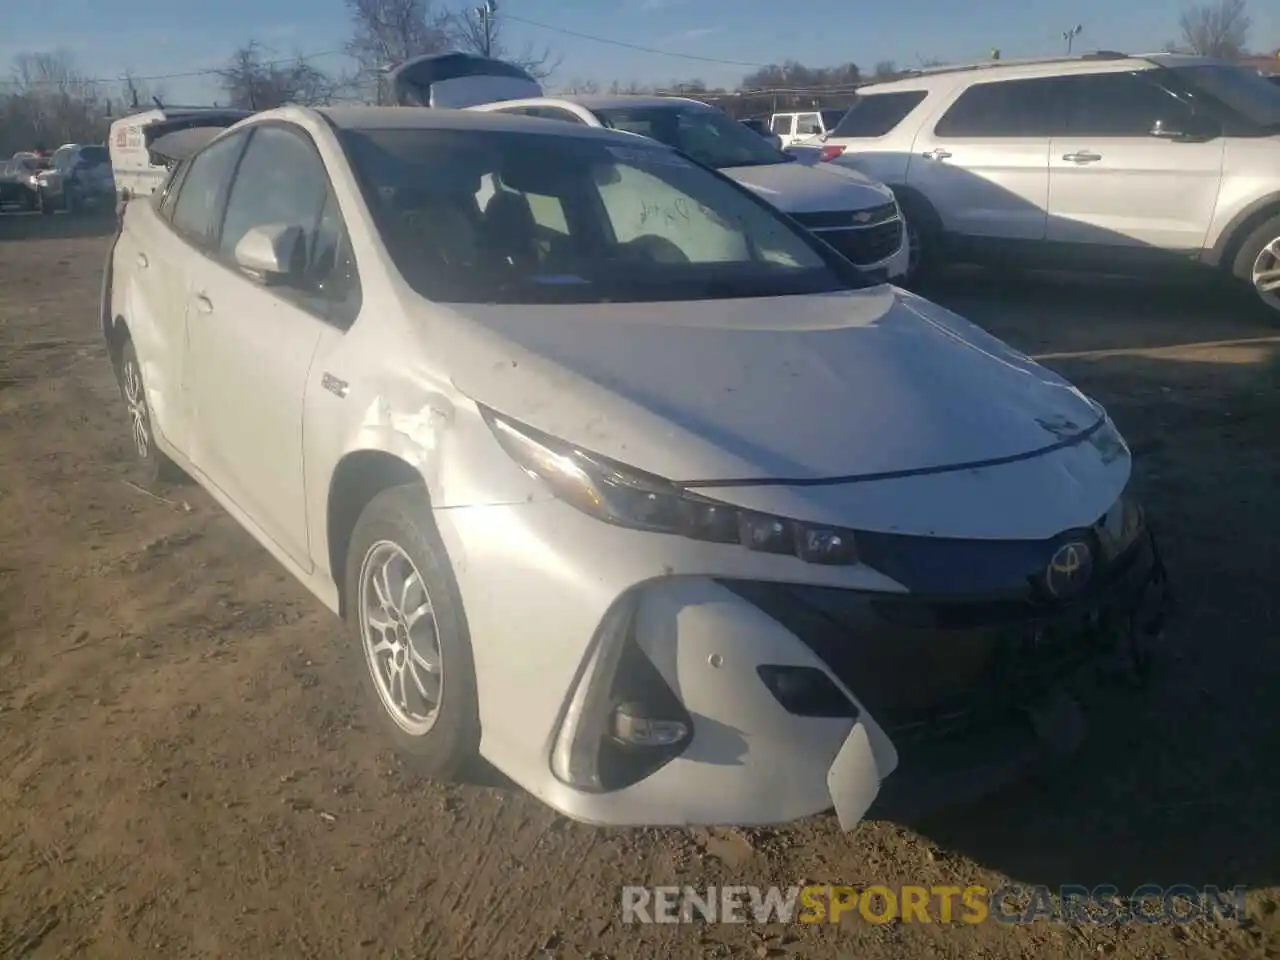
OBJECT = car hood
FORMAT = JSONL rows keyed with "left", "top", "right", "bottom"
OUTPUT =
{"left": 431, "top": 286, "right": 1109, "bottom": 486}
{"left": 722, "top": 160, "right": 893, "bottom": 213}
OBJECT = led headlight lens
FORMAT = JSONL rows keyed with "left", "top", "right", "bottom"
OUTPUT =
{"left": 482, "top": 406, "right": 859, "bottom": 565}
{"left": 1099, "top": 487, "right": 1144, "bottom": 558}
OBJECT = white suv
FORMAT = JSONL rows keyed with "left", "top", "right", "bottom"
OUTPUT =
{"left": 814, "top": 52, "right": 1280, "bottom": 316}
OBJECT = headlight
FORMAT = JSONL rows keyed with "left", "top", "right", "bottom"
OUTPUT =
{"left": 1098, "top": 487, "right": 1144, "bottom": 558}
{"left": 481, "top": 406, "right": 859, "bottom": 565}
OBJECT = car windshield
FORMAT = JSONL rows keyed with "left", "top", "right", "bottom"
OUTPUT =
{"left": 1167, "top": 64, "right": 1280, "bottom": 128}
{"left": 820, "top": 109, "right": 847, "bottom": 129}
{"left": 591, "top": 104, "right": 793, "bottom": 169}
{"left": 342, "top": 127, "right": 868, "bottom": 305}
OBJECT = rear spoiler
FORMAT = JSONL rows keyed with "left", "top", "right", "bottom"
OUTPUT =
{"left": 148, "top": 125, "right": 234, "bottom": 165}
{"left": 387, "top": 51, "right": 542, "bottom": 108}
{"left": 143, "top": 110, "right": 251, "bottom": 163}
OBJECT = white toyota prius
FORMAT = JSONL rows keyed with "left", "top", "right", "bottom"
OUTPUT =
{"left": 104, "top": 100, "right": 1170, "bottom": 830}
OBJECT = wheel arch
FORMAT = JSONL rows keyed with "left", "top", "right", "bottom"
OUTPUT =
{"left": 326, "top": 449, "right": 429, "bottom": 617}
{"left": 1205, "top": 192, "right": 1280, "bottom": 273}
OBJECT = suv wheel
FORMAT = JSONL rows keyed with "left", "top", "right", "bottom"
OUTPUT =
{"left": 343, "top": 484, "right": 481, "bottom": 778}
{"left": 1232, "top": 213, "right": 1280, "bottom": 319}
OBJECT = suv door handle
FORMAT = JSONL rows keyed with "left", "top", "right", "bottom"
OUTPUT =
{"left": 1063, "top": 152, "right": 1102, "bottom": 163}
{"left": 922, "top": 149, "right": 952, "bottom": 160}
{"left": 136, "top": 253, "right": 148, "bottom": 268}
{"left": 193, "top": 293, "right": 214, "bottom": 315}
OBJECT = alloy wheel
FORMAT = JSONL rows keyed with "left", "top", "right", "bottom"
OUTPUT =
{"left": 122, "top": 358, "right": 151, "bottom": 460}
{"left": 1251, "top": 235, "right": 1280, "bottom": 312}
{"left": 358, "top": 541, "right": 444, "bottom": 736}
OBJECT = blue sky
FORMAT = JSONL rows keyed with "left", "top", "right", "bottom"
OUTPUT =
{"left": 4, "top": 0, "right": 1278, "bottom": 103}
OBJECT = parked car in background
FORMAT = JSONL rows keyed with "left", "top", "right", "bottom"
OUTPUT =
{"left": 0, "top": 155, "right": 45, "bottom": 212}
{"left": 36, "top": 144, "right": 115, "bottom": 215}
{"left": 807, "top": 51, "right": 1280, "bottom": 318}
{"left": 770, "top": 109, "right": 847, "bottom": 147}
{"left": 465, "top": 88, "right": 910, "bottom": 281}
{"left": 104, "top": 97, "right": 1169, "bottom": 832}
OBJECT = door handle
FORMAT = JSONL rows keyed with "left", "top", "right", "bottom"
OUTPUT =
{"left": 136, "top": 253, "right": 148, "bottom": 268}
{"left": 922, "top": 149, "right": 952, "bottom": 160}
{"left": 193, "top": 293, "right": 214, "bottom": 315}
{"left": 1062, "top": 152, "right": 1102, "bottom": 163}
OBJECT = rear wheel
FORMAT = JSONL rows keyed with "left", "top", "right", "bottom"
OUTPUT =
{"left": 119, "top": 340, "right": 180, "bottom": 486}
{"left": 343, "top": 485, "right": 481, "bottom": 778}
{"left": 37, "top": 189, "right": 55, "bottom": 215}
{"left": 1231, "top": 213, "right": 1280, "bottom": 322}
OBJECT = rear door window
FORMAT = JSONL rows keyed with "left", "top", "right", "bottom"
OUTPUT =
{"left": 770, "top": 115, "right": 793, "bottom": 136}
{"left": 795, "top": 113, "right": 823, "bottom": 136}
{"left": 831, "top": 91, "right": 928, "bottom": 138}
{"left": 934, "top": 78, "right": 1062, "bottom": 137}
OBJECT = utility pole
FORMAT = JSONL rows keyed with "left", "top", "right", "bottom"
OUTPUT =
{"left": 1062, "top": 24, "right": 1083, "bottom": 55}
{"left": 475, "top": 0, "right": 497, "bottom": 57}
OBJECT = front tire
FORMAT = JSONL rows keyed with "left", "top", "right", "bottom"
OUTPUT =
{"left": 38, "top": 190, "right": 55, "bottom": 215}
{"left": 343, "top": 484, "right": 481, "bottom": 778}
{"left": 118, "top": 340, "right": 180, "bottom": 486}
{"left": 1231, "top": 213, "right": 1280, "bottom": 321}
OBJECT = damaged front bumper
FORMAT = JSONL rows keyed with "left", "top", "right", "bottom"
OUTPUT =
{"left": 435, "top": 485, "right": 1173, "bottom": 830}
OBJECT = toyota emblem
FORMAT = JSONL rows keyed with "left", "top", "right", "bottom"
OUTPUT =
{"left": 1044, "top": 540, "right": 1094, "bottom": 599}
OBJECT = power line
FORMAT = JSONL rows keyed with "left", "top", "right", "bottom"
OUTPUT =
{"left": 504, "top": 14, "right": 767, "bottom": 68}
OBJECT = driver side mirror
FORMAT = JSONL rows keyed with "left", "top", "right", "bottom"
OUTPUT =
{"left": 1150, "top": 114, "right": 1219, "bottom": 141}
{"left": 233, "top": 223, "right": 305, "bottom": 285}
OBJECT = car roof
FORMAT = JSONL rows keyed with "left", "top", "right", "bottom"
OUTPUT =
{"left": 856, "top": 51, "right": 1229, "bottom": 91}
{"left": 314, "top": 104, "right": 674, "bottom": 144}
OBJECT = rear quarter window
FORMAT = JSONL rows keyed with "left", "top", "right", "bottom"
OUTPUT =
{"left": 831, "top": 90, "right": 928, "bottom": 138}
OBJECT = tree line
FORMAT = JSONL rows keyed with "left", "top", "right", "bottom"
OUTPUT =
{"left": 0, "top": 0, "right": 1269, "bottom": 156}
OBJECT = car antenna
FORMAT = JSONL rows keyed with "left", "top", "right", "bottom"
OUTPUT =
{"left": 152, "top": 95, "right": 165, "bottom": 109}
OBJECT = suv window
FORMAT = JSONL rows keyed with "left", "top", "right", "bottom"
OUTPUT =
{"left": 770, "top": 115, "right": 793, "bottom": 135}
{"left": 1056, "top": 72, "right": 1194, "bottom": 136}
{"left": 831, "top": 91, "right": 927, "bottom": 138}
{"left": 795, "top": 113, "right": 823, "bottom": 135}
{"left": 934, "top": 78, "right": 1060, "bottom": 137}
{"left": 170, "top": 131, "right": 248, "bottom": 245}
{"left": 219, "top": 124, "right": 360, "bottom": 323}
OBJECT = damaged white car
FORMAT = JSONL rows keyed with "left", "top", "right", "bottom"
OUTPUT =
{"left": 103, "top": 56, "right": 1169, "bottom": 829}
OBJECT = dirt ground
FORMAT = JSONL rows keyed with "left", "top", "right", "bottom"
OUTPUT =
{"left": 1, "top": 213, "right": 1278, "bottom": 960}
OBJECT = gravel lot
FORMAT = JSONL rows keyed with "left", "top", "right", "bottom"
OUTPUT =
{"left": 1, "top": 214, "right": 1277, "bottom": 959}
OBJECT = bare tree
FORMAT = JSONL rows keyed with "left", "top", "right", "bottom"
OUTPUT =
{"left": 446, "top": 5, "right": 559, "bottom": 79}
{"left": 2, "top": 51, "right": 108, "bottom": 152}
{"left": 1179, "top": 0, "right": 1252, "bottom": 59}
{"left": 344, "top": 0, "right": 452, "bottom": 102}
{"left": 216, "top": 42, "right": 338, "bottom": 110}
{"left": 118, "top": 70, "right": 170, "bottom": 112}
{"left": 873, "top": 60, "right": 898, "bottom": 80}
{"left": 558, "top": 77, "right": 600, "bottom": 94}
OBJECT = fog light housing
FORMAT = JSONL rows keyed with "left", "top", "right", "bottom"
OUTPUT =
{"left": 550, "top": 593, "right": 694, "bottom": 793}
{"left": 612, "top": 702, "right": 689, "bottom": 747}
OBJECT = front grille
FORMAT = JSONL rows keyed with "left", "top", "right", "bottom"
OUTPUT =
{"left": 792, "top": 202, "right": 898, "bottom": 231}
{"left": 720, "top": 533, "right": 1161, "bottom": 747}
{"left": 791, "top": 203, "right": 903, "bottom": 268}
